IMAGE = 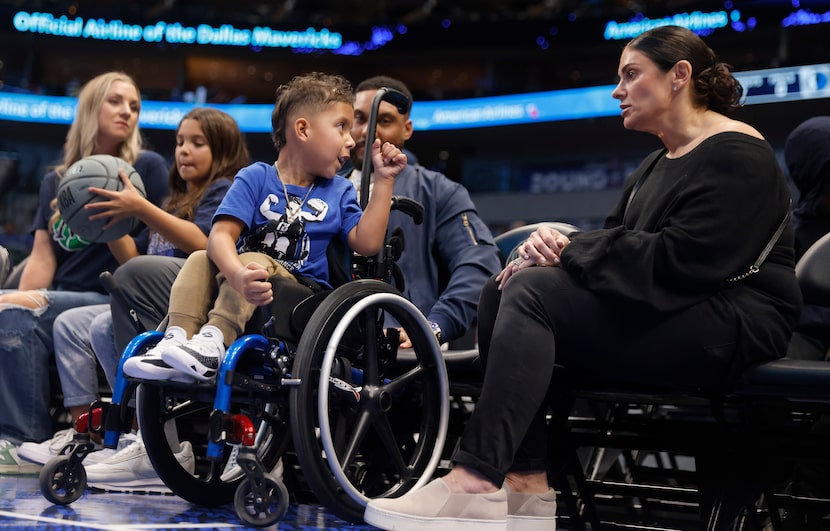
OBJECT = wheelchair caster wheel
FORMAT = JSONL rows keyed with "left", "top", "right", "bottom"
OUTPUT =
{"left": 233, "top": 475, "right": 289, "bottom": 527}
{"left": 39, "top": 455, "right": 87, "bottom": 505}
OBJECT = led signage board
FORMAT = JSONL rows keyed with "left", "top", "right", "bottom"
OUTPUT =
{"left": 604, "top": 10, "right": 733, "bottom": 40}
{"left": 11, "top": 10, "right": 344, "bottom": 50}
{"left": 603, "top": 4, "right": 830, "bottom": 41}
{"left": 1, "top": 63, "right": 828, "bottom": 132}
{"left": 781, "top": 8, "right": 830, "bottom": 27}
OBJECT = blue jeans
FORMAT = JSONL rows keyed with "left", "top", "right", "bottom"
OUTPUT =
{"left": 54, "top": 304, "right": 110, "bottom": 411}
{"left": 89, "top": 310, "right": 118, "bottom": 391}
{"left": 0, "top": 290, "right": 108, "bottom": 444}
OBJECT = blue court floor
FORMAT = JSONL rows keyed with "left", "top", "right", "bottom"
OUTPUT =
{"left": 0, "top": 474, "right": 380, "bottom": 531}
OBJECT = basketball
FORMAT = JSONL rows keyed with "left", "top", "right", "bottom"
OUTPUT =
{"left": 56, "top": 155, "right": 146, "bottom": 243}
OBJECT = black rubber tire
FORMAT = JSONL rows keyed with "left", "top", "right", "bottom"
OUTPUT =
{"left": 289, "top": 280, "right": 447, "bottom": 523}
{"left": 39, "top": 455, "right": 87, "bottom": 505}
{"left": 234, "top": 475, "right": 290, "bottom": 527}
{"left": 136, "top": 356, "right": 288, "bottom": 506}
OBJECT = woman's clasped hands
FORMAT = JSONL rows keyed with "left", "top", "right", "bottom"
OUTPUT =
{"left": 496, "top": 225, "right": 571, "bottom": 289}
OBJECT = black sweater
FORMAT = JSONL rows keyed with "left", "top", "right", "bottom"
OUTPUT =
{"left": 561, "top": 132, "right": 802, "bottom": 365}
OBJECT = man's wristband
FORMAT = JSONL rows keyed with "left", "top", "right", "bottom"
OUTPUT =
{"left": 429, "top": 321, "right": 443, "bottom": 344}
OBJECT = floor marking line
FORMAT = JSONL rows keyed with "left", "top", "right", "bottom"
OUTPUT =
{"left": 0, "top": 509, "right": 241, "bottom": 529}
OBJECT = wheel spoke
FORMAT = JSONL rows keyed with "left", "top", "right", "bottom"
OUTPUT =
{"left": 290, "top": 284, "right": 448, "bottom": 520}
{"left": 336, "top": 408, "right": 373, "bottom": 469}
{"left": 384, "top": 364, "right": 426, "bottom": 395}
{"left": 360, "top": 308, "right": 381, "bottom": 384}
{"left": 371, "top": 410, "right": 409, "bottom": 476}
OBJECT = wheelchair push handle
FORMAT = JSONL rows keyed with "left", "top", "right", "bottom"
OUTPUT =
{"left": 360, "top": 86, "right": 411, "bottom": 210}
{"left": 391, "top": 196, "right": 424, "bottom": 225}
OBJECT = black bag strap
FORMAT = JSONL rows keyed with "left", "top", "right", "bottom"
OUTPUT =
{"left": 726, "top": 199, "right": 792, "bottom": 282}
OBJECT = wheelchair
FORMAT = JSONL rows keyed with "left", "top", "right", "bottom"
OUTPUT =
{"left": 38, "top": 217, "right": 450, "bottom": 527}
{"left": 38, "top": 87, "right": 452, "bottom": 527}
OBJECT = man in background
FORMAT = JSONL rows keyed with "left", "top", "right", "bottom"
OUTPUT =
{"left": 343, "top": 75, "right": 502, "bottom": 347}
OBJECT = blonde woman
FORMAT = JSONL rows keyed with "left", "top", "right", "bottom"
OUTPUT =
{"left": 17, "top": 109, "right": 250, "bottom": 491}
{"left": 0, "top": 71, "right": 168, "bottom": 474}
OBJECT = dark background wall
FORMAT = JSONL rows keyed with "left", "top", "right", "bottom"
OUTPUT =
{"left": 2, "top": 0, "right": 830, "bottom": 256}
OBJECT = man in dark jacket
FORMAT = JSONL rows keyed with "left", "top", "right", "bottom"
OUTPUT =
{"left": 342, "top": 75, "right": 502, "bottom": 347}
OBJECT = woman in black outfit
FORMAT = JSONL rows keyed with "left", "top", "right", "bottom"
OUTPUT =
{"left": 365, "top": 25, "right": 803, "bottom": 531}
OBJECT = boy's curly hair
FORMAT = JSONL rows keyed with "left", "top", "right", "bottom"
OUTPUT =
{"left": 271, "top": 72, "right": 354, "bottom": 152}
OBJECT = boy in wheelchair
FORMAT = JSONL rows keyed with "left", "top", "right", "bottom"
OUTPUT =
{"left": 124, "top": 72, "right": 407, "bottom": 383}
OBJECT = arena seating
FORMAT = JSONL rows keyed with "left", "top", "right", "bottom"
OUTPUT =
{"left": 500, "top": 228, "right": 830, "bottom": 530}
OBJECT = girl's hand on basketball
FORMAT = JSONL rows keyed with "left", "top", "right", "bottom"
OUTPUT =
{"left": 229, "top": 262, "right": 273, "bottom": 306}
{"left": 85, "top": 169, "right": 147, "bottom": 228}
{"left": 372, "top": 139, "right": 407, "bottom": 182}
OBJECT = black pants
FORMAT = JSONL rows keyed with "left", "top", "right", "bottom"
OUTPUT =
{"left": 111, "top": 255, "right": 186, "bottom": 353}
{"left": 453, "top": 266, "right": 740, "bottom": 486}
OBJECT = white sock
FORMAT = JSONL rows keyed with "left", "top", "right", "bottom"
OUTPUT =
{"left": 198, "top": 325, "right": 225, "bottom": 350}
{"left": 164, "top": 326, "right": 187, "bottom": 343}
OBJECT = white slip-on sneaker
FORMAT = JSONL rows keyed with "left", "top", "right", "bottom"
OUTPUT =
{"left": 365, "top": 478, "right": 507, "bottom": 531}
{"left": 505, "top": 484, "right": 557, "bottom": 531}
{"left": 85, "top": 432, "right": 195, "bottom": 494}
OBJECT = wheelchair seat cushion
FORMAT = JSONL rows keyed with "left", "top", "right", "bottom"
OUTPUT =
{"left": 244, "top": 277, "right": 328, "bottom": 340}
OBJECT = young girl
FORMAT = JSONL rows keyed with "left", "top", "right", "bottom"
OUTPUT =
{"left": 0, "top": 71, "right": 168, "bottom": 474}
{"left": 17, "top": 108, "right": 250, "bottom": 483}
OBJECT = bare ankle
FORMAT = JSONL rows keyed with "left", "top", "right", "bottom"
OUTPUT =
{"left": 504, "top": 470, "right": 549, "bottom": 494}
{"left": 442, "top": 465, "right": 500, "bottom": 494}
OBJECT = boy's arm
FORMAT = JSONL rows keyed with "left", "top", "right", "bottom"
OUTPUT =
{"left": 208, "top": 216, "right": 274, "bottom": 306}
{"left": 349, "top": 139, "right": 407, "bottom": 255}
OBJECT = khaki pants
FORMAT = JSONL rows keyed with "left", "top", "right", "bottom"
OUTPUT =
{"left": 167, "top": 250, "right": 295, "bottom": 345}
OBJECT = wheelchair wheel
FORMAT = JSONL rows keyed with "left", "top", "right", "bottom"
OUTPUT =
{"left": 136, "top": 377, "right": 288, "bottom": 506}
{"left": 234, "top": 475, "right": 290, "bottom": 527}
{"left": 39, "top": 455, "right": 87, "bottom": 505}
{"left": 290, "top": 280, "right": 449, "bottom": 523}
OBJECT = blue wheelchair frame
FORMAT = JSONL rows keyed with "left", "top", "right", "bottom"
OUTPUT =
{"left": 41, "top": 85, "right": 451, "bottom": 527}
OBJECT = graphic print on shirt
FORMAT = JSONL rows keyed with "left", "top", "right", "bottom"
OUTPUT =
{"left": 51, "top": 217, "right": 92, "bottom": 251}
{"left": 147, "top": 232, "right": 175, "bottom": 256}
{"left": 241, "top": 192, "right": 329, "bottom": 273}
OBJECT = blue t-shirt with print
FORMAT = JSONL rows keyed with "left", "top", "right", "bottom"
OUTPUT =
{"left": 214, "top": 162, "right": 362, "bottom": 288}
